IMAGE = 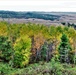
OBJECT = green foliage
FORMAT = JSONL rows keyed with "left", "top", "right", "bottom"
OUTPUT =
{"left": 40, "top": 42, "right": 48, "bottom": 61}
{"left": 50, "top": 57, "right": 64, "bottom": 75}
{"left": 0, "top": 62, "right": 25, "bottom": 75}
{"left": 56, "top": 26, "right": 63, "bottom": 34}
{"left": 0, "top": 36, "right": 13, "bottom": 62}
{"left": 13, "top": 35, "right": 31, "bottom": 68}
{"left": 0, "top": 21, "right": 76, "bottom": 74}
{"left": 1, "top": 62, "right": 76, "bottom": 75}
{"left": 7, "top": 24, "right": 21, "bottom": 43}
{"left": 0, "top": 63, "right": 16, "bottom": 75}
{"left": 58, "top": 34, "right": 72, "bottom": 63}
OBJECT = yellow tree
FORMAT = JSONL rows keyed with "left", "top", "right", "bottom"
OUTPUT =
{"left": 0, "top": 22, "right": 7, "bottom": 36}
{"left": 67, "top": 27, "right": 76, "bottom": 63}
{"left": 13, "top": 35, "right": 31, "bottom": 67}
{"left": 31, "top": 33, "right": 45, "bottom": 62}
{"left": 49, "top": 25, "right": 62, "bottom": 56}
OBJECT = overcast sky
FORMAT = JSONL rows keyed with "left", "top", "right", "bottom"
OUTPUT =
{"left": 0, "top": 0, "right": 76, "bottom": 12}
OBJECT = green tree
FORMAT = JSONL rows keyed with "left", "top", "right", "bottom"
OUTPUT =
{"left": 13, "top": 35, "right": 31, "bottom": 68}
{"left": 40, "top": 42, "right": 48, "bottom": 61}
{"left": 0, "top": 36, "right": 13, "bottom": 62}
{"left": 58, "top": 34, "right": 72, "bottom": 63}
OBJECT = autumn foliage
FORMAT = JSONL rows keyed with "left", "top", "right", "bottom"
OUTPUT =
{"left": 0, "top": 21, "right": 76, "bottom": 67}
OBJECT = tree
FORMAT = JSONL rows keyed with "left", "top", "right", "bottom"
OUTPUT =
{"left": 7, "top": 24, "right": 21, "bottom": 43}
{"left": 31, "top": 33, "right": 45, "bottom": 62}
{"left": 0, "top": 36, "right": 13, "bottom": 62}
{"left": 40, "top": 42, "right": 48, "bottom": 61}
{"left": 61, "top": 22, "right": 66, "bottom": 25}
{"left": 0, "top": 22, "right": 7, "bottom": 36}
{"left": 13, "top": 35, "right": 31, "bottom": 68}
{"left": 58, "top": 34, "right": 72, "bottom": 63}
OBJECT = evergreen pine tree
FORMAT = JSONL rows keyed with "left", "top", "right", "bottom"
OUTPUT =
{"left": 40, "top": 42, "right": 48, "bottom": 61}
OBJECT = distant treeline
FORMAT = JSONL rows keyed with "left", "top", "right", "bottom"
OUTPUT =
{"left": 61, "top": 22, "right": 76, "bottom": 29}
{"left": 0, "top": 11, "right": 60, "bottom": 21}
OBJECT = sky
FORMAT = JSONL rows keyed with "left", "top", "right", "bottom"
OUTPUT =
{"left": 0, "top": 0, "right": 76, "bottom": 12}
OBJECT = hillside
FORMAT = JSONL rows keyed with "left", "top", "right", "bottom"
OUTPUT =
{"left": 0, "top": 11, "right": 76, "bottom": 26}
{"left": 0, "top": 11, "right": 60, "bottom": 20}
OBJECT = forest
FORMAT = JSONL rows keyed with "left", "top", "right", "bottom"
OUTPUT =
{"left": 0, "top": 11, "right": 60, "bottom": 21}
{"left": 0, "top": 21, "right": 76, "bottom": 75}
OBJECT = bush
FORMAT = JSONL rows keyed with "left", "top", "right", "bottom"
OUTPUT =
{"left": 13, "top": 35, "right": 31, "bottom": 68}
{"left": 50, "top": 57, "right": 64, "bottom": 75}
{"left": 0, "top": 63, "right": 15, "bottom": 75}
{"left": 1, "top": 62, "right": 76, "bottom": 75}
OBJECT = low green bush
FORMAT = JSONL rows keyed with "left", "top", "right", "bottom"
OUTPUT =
{"left": 0, "top": 61, "right": 76, "bottom": 75}
{"left": 0, "top": 63, "right": 15, "bottom": 75}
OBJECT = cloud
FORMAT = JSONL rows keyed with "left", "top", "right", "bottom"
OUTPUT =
{"left": 0, "top": 0, "right": 76, "bottom": 12}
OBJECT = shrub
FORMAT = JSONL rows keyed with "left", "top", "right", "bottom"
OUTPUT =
{"left": 0, "top": 63, "right": 15, "bottom": 75}
{"left": 50, "top": 57, "right": 64, "bottom": 75}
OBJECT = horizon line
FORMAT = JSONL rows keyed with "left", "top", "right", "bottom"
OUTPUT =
{"left": 0, "top": 10, "right": 76, "bottom": 13}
